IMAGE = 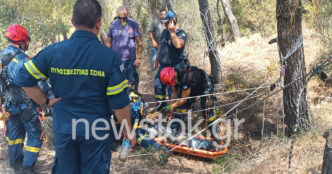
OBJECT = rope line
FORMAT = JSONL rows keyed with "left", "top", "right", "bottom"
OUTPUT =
{"left": 169, "top": 78, "right": 272, "bottom": 152}
{"left": 172, "top": 90, "right": 270, "bottom": 115}
{"left": 288, "top": 86, "right": 305, "bottom": 174}
{"left": 279, "top": 36, "right": 303, "bottom": 63}
{"left": 145, "top": 85, "right": 271, "bottom": 105}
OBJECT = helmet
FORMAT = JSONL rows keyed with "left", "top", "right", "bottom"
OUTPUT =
{"left": 161, "top": 11, "right": 177, "bottom": 23}
{"left": 5, "top": 24, "right": 30, "bottom": 43}
{"left": 160, "top": 67, "right": 177, "bottom": 86}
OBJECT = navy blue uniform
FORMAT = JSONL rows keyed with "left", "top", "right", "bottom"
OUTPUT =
{"left": 14, "top": 30, "right": 130, "bottom": 174}
{"left": 4, "top": 45, "right": 43, "bottom": 168}
{"left": 129, "top": 100, "right": 161, "bottom": 150}
{"left": 155, "top": 29, "right": 187, "bottom": 101}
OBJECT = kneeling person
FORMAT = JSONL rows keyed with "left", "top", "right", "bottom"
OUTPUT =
{"left": 160, "top": 66, "right": 217, "bottom": 138}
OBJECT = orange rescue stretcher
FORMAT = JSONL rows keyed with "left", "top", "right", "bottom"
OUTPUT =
{"left": 146, "top": 111, "right": 228, "bottom": 159}
{"left": 154, "top": 136, "right": 228, "bottom": 159}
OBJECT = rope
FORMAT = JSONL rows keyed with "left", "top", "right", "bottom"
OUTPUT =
{"left": 288, "top": 86, "right": 305, "bottom": 174}
{"left": 277, "top": 36, "right": 303, "bottom": 88}
{"left": 227, "top": 72, "right": 308, "bottom": 119}
{"left": 171, "top": 67, "right": 314, "bottom": 154}
{"left": 173, "top": 90, "right": 270, "bottom": 115}
{"left": 145, "top": 85, "right": 271, "bottom": 105}
{"left": 278, "top": 36, "right": 303, "bottom": 63}
{"left": 169, "top": 79, "right": 272, "bottom": 152}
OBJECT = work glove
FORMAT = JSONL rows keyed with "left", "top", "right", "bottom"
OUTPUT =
{"left": 161, "top": 105, "right": 173, "bottom": 115}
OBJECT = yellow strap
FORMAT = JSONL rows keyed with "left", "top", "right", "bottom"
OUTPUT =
{"left": 107, "top": 80, "right": 129, "bottom": 96}
{"left": 137, "top": 134, "right": 148, "bottom": 145}
{"left": 12, "top": 58, "right": 18, "bottom": 63}
{"left": 26, "top": 146, "right": 41, "bottom": 153}
{"left": 6, "top": 137, "right": 24, "bottom": 145}
{"left": 175, "top": 108, "right": 187, "bottom": 113}
{"left": 133, "top": 121, "right": 141, "bottom": 129}
{"left": 155, "top": 95, "right": 166, "bottom": 100}
{"left": 207, "top": 115, "right": 216, "bottom": 122}
{"left": 129, "top": 92, "right": 139, "bottom": 98}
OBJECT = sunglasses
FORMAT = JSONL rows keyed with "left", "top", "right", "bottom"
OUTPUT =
{"left": 118, "top": 16, "right": 128, "bottom": 21}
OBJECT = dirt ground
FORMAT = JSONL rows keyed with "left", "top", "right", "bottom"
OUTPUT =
{"left": 0, "top": 28, "right": 331, "bottom": 174}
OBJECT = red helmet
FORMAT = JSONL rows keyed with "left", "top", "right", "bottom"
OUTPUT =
{"left": 5, "top": 24, "right": 30, "bottom": 43}
{"left": 160, "top": 67, "right": 177, "bottom": 86}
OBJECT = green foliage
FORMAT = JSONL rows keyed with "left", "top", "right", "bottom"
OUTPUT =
{"left": 0, "top": 0, "right": 16, "bottom": 48}
{"left": 173, "top": 0, "right": 205, "bottom": 48}
{"left": 313, "top": 0, "right": 332, "bottom": 51}
{"left": 232, "top": 0, "right": 277, "bottom": 37}
{"left": 0, "top": 0, "right": 74, "bottom": 53}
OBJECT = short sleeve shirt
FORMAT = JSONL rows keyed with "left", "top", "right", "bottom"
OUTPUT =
{"left": 148, "top": 19, "right": 165, "bottom": 44}
{"left": 108, "top": 18, "right": 141, "bottom": 61}
{"left": 14, "top": 30, "right": 130, "bottom": 136}
{"left": 158, "top": 28, "right": 187, "bottom": 66}
{"left": 178, "top": 67, "right": 206, "bottom": 97}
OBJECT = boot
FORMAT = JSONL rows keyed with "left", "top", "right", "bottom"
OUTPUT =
{"left": 10, "top": 156, "right": 23, "bottom": 174}
{"left": 22, "top": 166, "right": 38, "bottom": 174}
{"left": 155, "top": 145, "right": 171, "bottom": 166}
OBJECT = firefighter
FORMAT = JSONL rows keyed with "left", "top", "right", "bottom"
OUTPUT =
{"left": 159, "top": 66, "right": 218, "bottom": 138}
{"left": 153, "top": 11, "right": 188, "bottom": 108}
{"left": 1, "top": 24, "right": 42, "bottom": 173}
{"left": 13, "top": 0, "right": 135, "bottom": 173}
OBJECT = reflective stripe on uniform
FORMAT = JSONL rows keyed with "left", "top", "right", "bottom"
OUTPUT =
{"left": 24, "top": 60, "right": 47, "bottom": 80}
{"left": 12, "top": 58, "right": 18, "bottom": 63}
{"left": 208, "top": 115, "right": 216, "bottom": 122}
{"left": 137, "top": 134, "right": 148, "bottom": 145}
{"left": 155, "top": 95, "right": 166, "bottom": 100}
{"left": 6, "top": 137, "right": 24, "bottom": 145}
{"left": 107, "top": 80, "right": 129, "bottom": 96}
{"left": 26, "top": 146, "right": 40, "bottom": 153}
{"left": 175, "top": 108, "right": 187, "bottom": 113}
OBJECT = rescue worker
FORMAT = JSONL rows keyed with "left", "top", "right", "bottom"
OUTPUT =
{"left": 0, "top": 24, "right": 42, "bottom": 174}
{"left": 13, "top": 0, "right": 135, "bottom": 173}
{"left": 106, "top": 6, "right": 143, "bottom": 92}
{"left": 128, "top": 90, "right": 170, "bottom": 165}
{"left": 159, "top": 66, "right": 218, "bottom": 138}
{"left": 153, "top": 11, "right": 188, "bottom": 108}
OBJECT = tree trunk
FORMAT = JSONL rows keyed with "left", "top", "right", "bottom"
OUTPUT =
{"left": 216, "top": 0, "right": 225, "bottom": 47}
{"left": 198, "top": 0, "right": 222, "bottom": 83}
{"left": 153, "top": 0, "right": 158, "bottom": 19}
{"left": 123, "top": 0, "right": 133, "bottom": 17}
{"left": 148, "top": 0, "right": 158, "bottom": 19}
{"left": 162, "top": 0, "right": 173, "bottom": 11}
{"left": 322, "top": 128, "right": 332, "bottom": 174}
{"left": 62, "top": 31, "right": 68, "bottom": 40}
{"left": 276, "top": 0, "right": 312, "bottom": 134}
{"left": 221, "top": 0, "right": 241, "bottom": 40}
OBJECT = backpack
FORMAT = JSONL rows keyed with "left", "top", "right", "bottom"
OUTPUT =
{"left": 0, "top": 49, "right": 19, "bottom": 98}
